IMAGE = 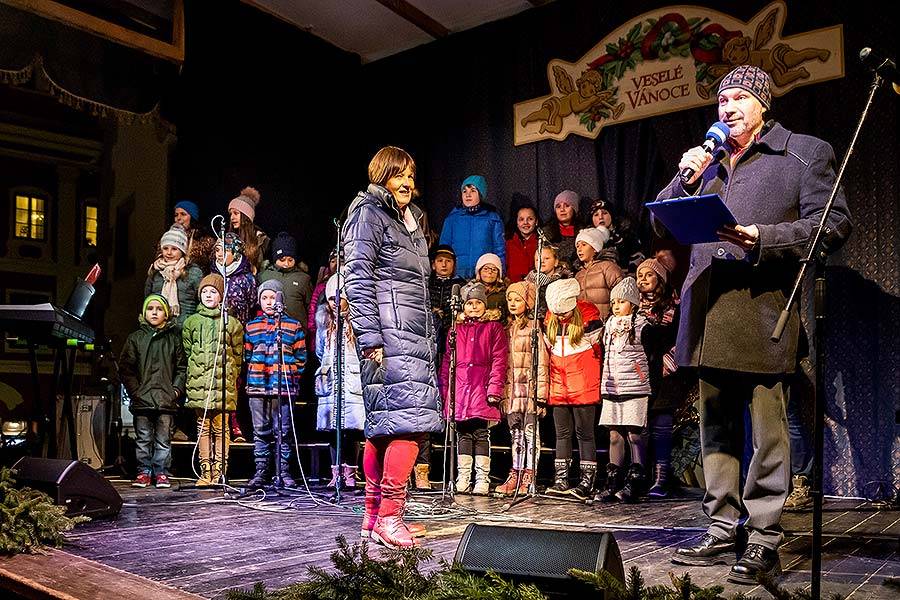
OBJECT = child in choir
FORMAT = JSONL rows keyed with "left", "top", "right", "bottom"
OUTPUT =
{"left": 422, "top": 243, "right": 466, "bottom": 490}
{"left": 228, "top": 186, "right": 269, "bottom": 275}
{"left": 495, "top": 281, "right": 549, "bottom": 497}
{"left": 440, "top": 282, "right": 507, "bottom": 495}
{"left": 259, "top": 231, "right": 313, "bottom": 331}
{"left": 315, "top": 274, "right": 365, "bottom": 489}
{"left": 120, "top": 295, "right": 185, "bottom": 489}
{"left": 473, "top": 252, "right": 508, "bottom": 322}
{"left": 525, "top": 243, "right": 572, "bottom": 321}
{"left": 438, "top": 175, "right": 506, "bottom": 279}
{"left": 505, "top": 205, "right": 540, "bottom": 283}
{"left": 596, "top": 277, "right": 653, "bottom": 503}
{"left": 244, "top": 280, "right": 307, "bottom": 488}
{"left": 182, "top": 274, "right": 243, "bottom": 486}
{"left": 543, "top": 278, "right": 603, "bottom": 501}
{"left": 308, "top": 248, "right": 339, "bottom": 345}
{"left": 637, "top": 257, "right": 685, "bottom": 498}
{"left": 574, "top": 225, "right": 624, "bottom": 321}
{"left": 145, "top": 224, "right": 203, "bottom": 328}
{"left": 540, "top": 190, "right": 582, "bottom": 267}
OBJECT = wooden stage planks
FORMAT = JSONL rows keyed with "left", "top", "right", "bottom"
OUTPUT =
{"left": 5, "top": 477, "right": 900, "bottom": 599}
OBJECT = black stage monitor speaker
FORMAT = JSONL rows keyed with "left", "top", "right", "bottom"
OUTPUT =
{"left": 12, "top": 457, "right": 122, "bottom": 519}
{"left": 455, "top": 523, "right": 624, "bottom": 597}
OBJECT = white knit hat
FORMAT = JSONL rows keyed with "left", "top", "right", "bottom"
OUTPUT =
{"left": 160, "top": 224, "right": 188, "bottom": 255}
{"left": 324, "top": 273, "right": 344, "bottom": 301}
{"left": 475, "top": 252, "right": 503, "bottom": 279}
{"left": 610, "top": 277, "right": 640, "bottom": 307}
{"left": 575, "top": 226, "right": 610, "bottom": 252}
{"left": 545, "top": 278, "right": 581, "bottom": 314}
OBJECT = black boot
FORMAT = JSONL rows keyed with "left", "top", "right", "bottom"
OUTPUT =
{"left": 247, "top": 459, "right": 269, "bottom": 488}
{"left": 570, "top": 461, "right": 597, "bottom": 501}
{"left": 279, "top": 458, "right": 296, "bottom": 488}
{"left": 594, "top": 463, "right": 621, "bottom": 503}
{"left": 616, "top": 463, "right": 646, "bottom": 503}
{"left": 545, "top": 458, "right": 572, "bottom": 495}
{"left": 647, "top": 461, "right": 670, "bottom": 498}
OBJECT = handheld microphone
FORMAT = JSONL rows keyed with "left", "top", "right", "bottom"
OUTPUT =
{"left": 679, "top": 121, "right": 730, "bottom": 183}
{"left": 859, "top": 47, "right": 900, "bottom": 94}
{"left": 273, "top": 291, "right": 284, "bottom": 315}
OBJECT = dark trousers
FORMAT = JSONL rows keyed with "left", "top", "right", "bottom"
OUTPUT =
{"left": 553, "top": 405, "right": 597, "bottom": 461}
{"left": 249, "top": 395, "right": 293, "bottom": 461}
{"left": 698, "top": 368, "right": 790, "bottom": 549}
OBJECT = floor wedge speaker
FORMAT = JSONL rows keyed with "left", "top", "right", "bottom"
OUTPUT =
{"left": 12, "top": 457, "right": 122, "bottom": 519}
{"left": 455, "top": 523, "right": 624, "bottom": 597}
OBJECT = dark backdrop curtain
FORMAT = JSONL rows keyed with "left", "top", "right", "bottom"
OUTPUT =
{"left": 359, "top": 0, "right": 899, "bottom": 496}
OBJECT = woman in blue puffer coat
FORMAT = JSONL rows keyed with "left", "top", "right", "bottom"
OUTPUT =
{"left": 342, "top": 146, "right": 444, "bottom": 549}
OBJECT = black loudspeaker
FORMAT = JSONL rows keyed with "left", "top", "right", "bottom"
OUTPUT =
{"left": 454, "top": 523, "right": 624, "bottom": 597}
{"left": 12, "top": 457, "right": 122, "bottom": 519}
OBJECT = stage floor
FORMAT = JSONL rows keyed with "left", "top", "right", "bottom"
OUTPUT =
{"left": 17, "top": 476, "right": 900, "bottom": 599}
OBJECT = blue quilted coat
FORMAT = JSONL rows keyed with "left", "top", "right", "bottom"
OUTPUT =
{"left": 342, "top": 184, "right": 444, "bottom": 439}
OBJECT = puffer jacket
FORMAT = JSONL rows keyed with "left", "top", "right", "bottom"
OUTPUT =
{"left": 144, "top": 262, "right": 204, "bottom": 328}
{"left": 440, "top": 315, "right": 507, "bottom": 423}
{"left": 119, "top": 317, "right": 186, "bottom": 414}
{"left": 259, "top": 263, "right": 313, "bottom": 331}
{"left": 544, "top": 300, "right": 603, "bottom": 406}
{"left": 504, "top": 317, "right": 549, "bottom": 415}
{"left": 214, "top": 255, "right": 258, "bottom": 325}
{"left": 601, "top": 313, "right": 651, "bottom": 399}
{"left": 342, "top": 184, "right": 444, "bottom": 438}
{"left": 182, "top": 305, "right": 243, "bottom": 411}
{"left": 314, "top": 300, "right": 365, "bottom": 431}
{"left": 575, "top": 251, "right": 624, "bottom": 321}
{"left": 439, "top": 203, "right": 506, "bottom": 279}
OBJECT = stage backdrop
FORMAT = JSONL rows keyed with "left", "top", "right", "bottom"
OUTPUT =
{"left": 357, "top": 0, "right": 899, "bottom": 497}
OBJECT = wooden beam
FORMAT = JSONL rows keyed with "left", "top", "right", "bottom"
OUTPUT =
{"left": 2, "top": 0, "right": 185, "bottom": 64}
{"left": 372, "top": 0, "right": 449, "bottom": 39}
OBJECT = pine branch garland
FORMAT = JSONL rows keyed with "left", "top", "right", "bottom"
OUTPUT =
{"left": 0, "top": 466, "right": 88, "bottom": 555}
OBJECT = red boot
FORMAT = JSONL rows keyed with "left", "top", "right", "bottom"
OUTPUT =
{"left": 372, "top": 513, "right": 418, "bottom": 548}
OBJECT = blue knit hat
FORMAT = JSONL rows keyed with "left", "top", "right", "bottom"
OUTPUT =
{"left": 461, "top": 175, "right": 487, "bottom": 201}
{"left": 174, "top": 201, "right": 199, "bottom": 223}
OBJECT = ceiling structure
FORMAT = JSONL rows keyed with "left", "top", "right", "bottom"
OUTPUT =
{"left": 244, "top": 0, "right": 554, "bottom": 64}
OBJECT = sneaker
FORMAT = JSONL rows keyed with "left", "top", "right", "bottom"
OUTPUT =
{"left": 132, "top": 473, "right": 151, "bottom": 488}
{"left": 155, "top": 474, "right": 171, "bottom": 488}
{"left": 784, "top": 475, "right": 813, "bottom": 511}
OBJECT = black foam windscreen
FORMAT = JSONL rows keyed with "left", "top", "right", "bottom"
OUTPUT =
{"left": 455, "top": 523, "right": 624, "bottom": 597}
{"left": 12, "top": 457, "right": 122, "bottom": 519}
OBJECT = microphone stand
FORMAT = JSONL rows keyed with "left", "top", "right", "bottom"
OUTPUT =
{"left": 770, "top": 67, "right": 883, "bottom": 599}
{"left": 442, "top": 291, "right": 462, "bottom": 498}
{"left": 505, "top": 230, "right": 546, "bottom": 509}
{"left": 271, "top": 300, "right": 287, "bottom": 495}
{"left": 330, "top": 218, "right": 347, "bottom": 504}
{"left": 211, "top": 215, "right": 231, "bottom": 494}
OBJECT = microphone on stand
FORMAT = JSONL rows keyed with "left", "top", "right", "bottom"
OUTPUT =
{"left": 273, "top": 291, "right": 285, "bottom": 316}
{"left": 211, "top": 215, "right": 226, "bottom": 239}
{"left": 450, "top": 283, "right": 462, "bottom": 315}
{"left": 679, "top": 121, "right": 730, "bottom": 184}
{"left": 859, "top": 47, "right": 900, "bottom": 94}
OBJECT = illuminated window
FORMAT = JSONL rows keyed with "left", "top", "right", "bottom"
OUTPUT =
{"left": 15, "top": 194, "right": 46, "bottom": 240}
{"left": 84, "top": 204, "right": 98, "bottom": 247}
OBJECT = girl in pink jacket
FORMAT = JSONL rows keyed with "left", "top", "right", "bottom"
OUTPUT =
{"left": 441, "top": 282, "right": 508, "bottom": 495}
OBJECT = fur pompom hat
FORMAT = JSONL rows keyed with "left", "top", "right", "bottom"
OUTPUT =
{"left": 545, "top": 278, "right": 581, "bottom": 315}
{"left": 229, "top": 186, "right": 261, "bottom": 222}
{"left": 575, "top": 226, "right": 610, "bottom": 252}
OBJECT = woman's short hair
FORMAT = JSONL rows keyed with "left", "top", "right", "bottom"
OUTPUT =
{"left": 368, "top": 146, "right": 416, "bottom": 187}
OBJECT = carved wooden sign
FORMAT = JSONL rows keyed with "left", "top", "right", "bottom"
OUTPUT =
{"left": 514, "top": 1, "right": 843, "bottom": 145}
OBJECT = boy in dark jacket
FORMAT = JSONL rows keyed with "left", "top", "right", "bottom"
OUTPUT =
{"left": 120, "top": 294, "right": 186, "bottom": 488}
{"left": 244, "top": 280, "right": 307, "bottom": 488}
{"left": 258, "top": 232, "right": 313, "bottom": 331}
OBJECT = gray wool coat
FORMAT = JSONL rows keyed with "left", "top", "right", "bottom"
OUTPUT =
{"left": 654, "top": 121, "right": 852, "bottom": 374}
{"left": 342, "top": 184, "right": 444, "bottom": 439}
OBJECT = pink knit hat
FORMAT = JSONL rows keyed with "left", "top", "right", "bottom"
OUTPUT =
{"left": 475, "top": 252, "right": 503, "bottom": 279}
{"left": 637, "top": 258, "right": 669, "bottom": 284}
{"left": 229, "top": 186, "right": 261, "bottom": 222}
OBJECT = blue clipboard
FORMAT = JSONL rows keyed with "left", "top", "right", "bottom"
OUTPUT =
{"left": 646, "top": 194, "right": 737, "bottom": 244}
